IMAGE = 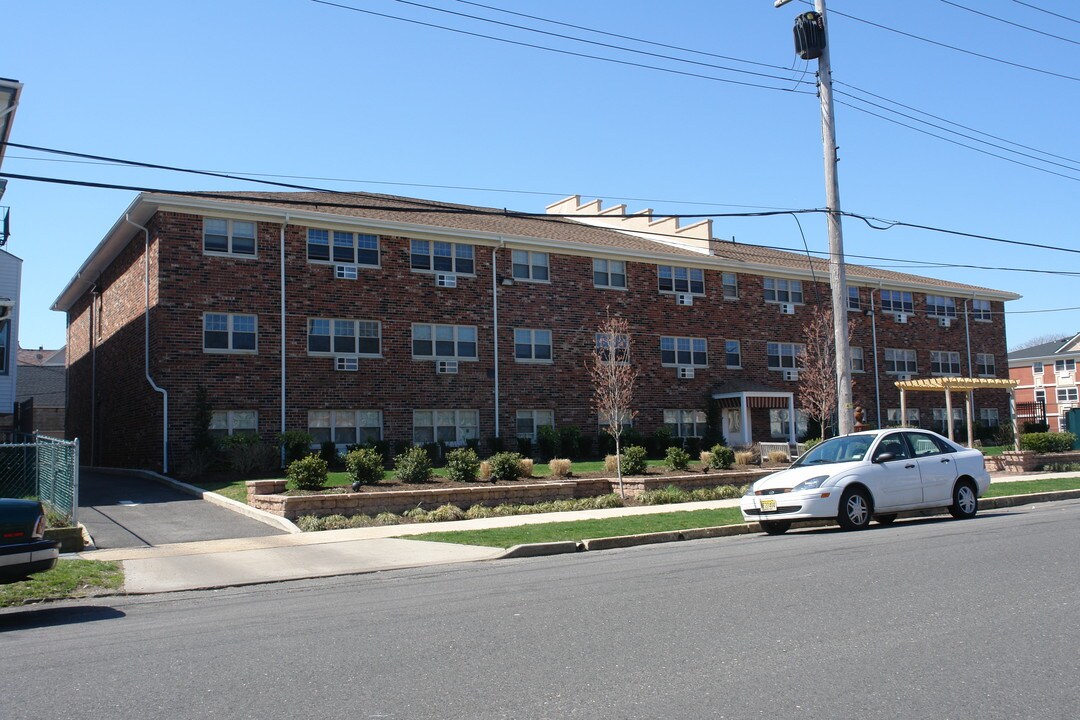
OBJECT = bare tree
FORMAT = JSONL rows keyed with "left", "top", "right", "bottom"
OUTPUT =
{"left": 589, "top": 312, "right": 639, "bottom": 497}
{"left": 798, "top": 308, "right": 853, "bottom": 439}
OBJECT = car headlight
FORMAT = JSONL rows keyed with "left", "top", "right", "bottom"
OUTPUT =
{"left": 743, "top": 482, "right": 757, "bottom": 496}
{"left": 792, "top": 475, "right": 830, "bottom": 493}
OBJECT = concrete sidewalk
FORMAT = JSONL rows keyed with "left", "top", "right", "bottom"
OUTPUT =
{"left": 77, "top": 470, "right": 1079, "bottom": 595}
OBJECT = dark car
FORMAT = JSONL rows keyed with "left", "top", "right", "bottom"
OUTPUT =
{"left": 0, "top": 499, "right": 61, "bottom": 583}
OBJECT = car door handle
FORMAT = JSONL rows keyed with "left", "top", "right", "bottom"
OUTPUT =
{"left": 940, "top": 458, "right": 951, "bottom": 463}
{"left": 905, "top": 464, "right": 916, "bottom": 469}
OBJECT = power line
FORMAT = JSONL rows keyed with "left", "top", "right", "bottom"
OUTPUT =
{"left": 1009, "top": 0, "right": 1080, "bottom": 26}
{"left": 941, "top": 0, "right": 1080, "bottom": 46}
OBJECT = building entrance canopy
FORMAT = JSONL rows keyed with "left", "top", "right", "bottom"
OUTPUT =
{"left": 894, "top": 377, "right": 1020, "bottom": 448}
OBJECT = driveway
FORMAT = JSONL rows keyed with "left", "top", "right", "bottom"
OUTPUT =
{"left": 79, "top": 471, "right": 285, "bottom": 549}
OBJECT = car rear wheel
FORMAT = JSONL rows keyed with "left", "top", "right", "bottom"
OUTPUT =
{"left": 760, "top": 520, "right": 791, "bottom": 535}
{"left": 875, "top": 514, "right": 898, "bottom": 525}
{"left": 837, "top": 487, "right": 872, "bottom": 531}
{"left": 949, "top": 480, "right": 978, "bottom": 519}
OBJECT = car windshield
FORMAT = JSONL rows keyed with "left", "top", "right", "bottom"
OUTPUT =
{"left": 794, "top": 435, "right": 874, "bottom": 466}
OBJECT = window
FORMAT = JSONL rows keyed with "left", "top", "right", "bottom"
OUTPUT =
{"left": 932, "top": 408, "right": 965, "bottom": 434}
{"left": 847, "top": 286, "right": 861, "bottom": 311}
{"left": 598, "top": 410, "right": 633, "bottom": 432}
{"left": 307, "top": 319, "right": 381, "bottom": 356}
{"left": 595, "top": 333, "right": 629, "bottom": 363}
{"left": 204, "top": 218, "right": 256, "bottom": 256}
{"left": 978, "top": 408, "right": 1000, "bottom": 428}
{"left": 413, "top": 410, "right": 478, "bottom": 445}
{"left": 593, "top": 259, "right": 626, "bottom": 289}
{"left": 885, "top": 348, "right": 918, "bottom": 374}
{"left": 973, "top": 299, "right": 992, "bottom": 321}
{"left": 931, "top": 350, "right": 962, "bottom": 376}
{"left": 660, "top": 336, "right": 708, "bottom": 367}
{"left": 976, "top": 353, "right": 996, "bottom": 377}
{"left": 886, "top": 408, "right": 921, "bottom": 427}
{"left": 304, "top": 230, "right": 379, "bottom": 266}
{"left": 664, "top": 409, "right": 707, "bottom": 438}
{"left": 516, "top": 410, "right": 554, "bottom": 440}
{"left": 0, "top": 320, "right": 8, "bottom": 374}
{"left": 763, "top": 277, "right": 803, "bottom": 304}
{"left": 722, "top": 272, "right": 738, "bottom": 299}
{"left": 308, "top": 410, "right": 382, "bottom": 446}
{"left": 725, "top": 339, "right": 741, "bottom": 368}
{"left": 412, "top": 324, "right": 478, "bottom": 360}
{"left": 411, "top": 240, "right": 475, "bottom": 274}
{"left": 657, "top": 266, "right": 704, "bottom": 294}
{"left": 1035, "top": 389, "right": 1046, "bottom": 404}
{"left": 927, "top": 295, "right": 957, "bottom": 318}
{"left": 209, "top": 410, "right": 258, "bottom": 438}
{"left": 1055, "top": 359, "right": 1076, "bottom": 372}
{"left": 1033, "top": 362, "right": 1044, "bottom": 374}
{"left": 514, "top": 328, "right": 552, "bottom": 362}
{"left": 880, "top": 290, "right": 914, "bottom": 314}
{"left": 767, "top": 342, "right": 804, "bottom": 370}
{"left": 203, "top": 313, "right": 256, "bottom": 353}
{"left": 512, "top": 250, "right": 549, "bottom": 281}
{"left": 1057, "top": 388, "right": 1078, "bottom": 403}
{"left": 769, "top": 408, "right": 808, "bottom": 439}
{"left": 851, "top": 346, "right": 865, "bottom": 372}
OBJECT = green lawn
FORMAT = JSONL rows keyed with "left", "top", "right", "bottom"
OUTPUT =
{"left": 0, "top": 559, "right": 123, "bottom": 607}
{"left": 984, "top": 477, "right": 1080, "bottom": 497}
{"left": 981, "top": 446, "right": 1008, "bottom": 457}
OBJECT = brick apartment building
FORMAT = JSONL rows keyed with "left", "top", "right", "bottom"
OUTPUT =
{"left": 52, "top": 191, "right": 1017, "bottom": 473}
{"left": 1008, "top": 333, "right": 1080, "bottom": 432}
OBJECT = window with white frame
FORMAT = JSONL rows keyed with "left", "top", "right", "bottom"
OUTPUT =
{"left": 307, "top": 319, "right": 381, "bottom": 356}
{"left": 847, "top": 286, "right": 861, "bottom": 311}
{"left": 594, "top": 332, "right": 629, "bottom": 363}
{"left": 657, "top": 266, "right": 704, "bottom": 294}
{"left": 308, "top": 410, "right": 382, "bottom": 446}
{"left": 305, "top": 230, "right": 379, "bottom": 266}
{"left": 660, "top": 336, "right": 707, "bottom": 367}
{"left": 514, "top": 328, "right": 552, "bottom": 362}
{"left": 664, "top": 409, "right": 706, "bottom": 438}
{"left": 880, "top": 290, "right": 914, "bottom": 314}
{"left": 973, "top": 299, "right": 992, "bottom": 321}
{"left": 725, "top": 339, "right": 741, "bottom": 368}
{"left": 767, "top": 342, "right": 804, "bottom": 370}
{"left": 1057, "top": 387, "right": 1078, "bottom": 403}
{"left": 931, "top": 350, "right": 962, "bottom": 375}
{"left": 204, "top": 218, "right": 256, "bottom": 257}
{"left": 976, "top": 353, "right": 996, "bottom": 377}
{"left": 516, "top": 409, "right": 554, "bottom": 440}
{"left": 978, "top": 408, "right": 999, "bottom": 428}
{"left": 932, "top": 408, "right": 965, "bottom": 433}
{"left": 769, "top": 408, "right": 808, "bottom": 439}
{"left": 1033, "top": 361, "right": 1044, "bottom": 374}
{"left": 410, "top": 240, "right": 475, "bottom": 274}
{"left": 413, "top": 409, "right": 478, "bottom": 445}
{"left": 927, "top": 295, "right": 957, "bottom": 318}
{"left": 1055, "top": 359, "right": 1075, "bottom": 372}
{"left": 722, "top": 272, "right": 738, "bottom": 299}
{"left": 1035, "top": 389, "right": 1046, "bottom": 404}
{"left": 851, "top": 346, "right": 865, "bottom": 372}
{"left": 512, "top": 250, "right": 549, "bottom": 281}
{"left": 412, "top": 324, "right": 478, "bottom": 360}
{"left": 763, "top": 277, "right": 803, "bottom": 304}
{"left": 209, "top": 410, "right": 258, "bottom": 438}
{"left": 886, "top": 408, "right": 921, "bottom": 427}
{"left": 598, "top": 410, "right": 633, "bottom": 432}
{"left": 885, "top": 348, "right": 917, "bottom": 374}
{"left": 593, "top": 259, "right": 626, "bottom": 289}
{"left": 203, "top": 313, "right": 257, "bottom": 353}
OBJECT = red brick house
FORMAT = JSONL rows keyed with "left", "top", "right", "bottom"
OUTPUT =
{"left": 52, "top": 191, "right": 1017, "bottom": 473}
{"left": 1008, "top": 334, "right": 1080, "bottom": 432}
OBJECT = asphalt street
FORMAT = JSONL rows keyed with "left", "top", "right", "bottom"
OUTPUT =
{"left": 3, "top": 499, "right": 1078, "bottom": 720}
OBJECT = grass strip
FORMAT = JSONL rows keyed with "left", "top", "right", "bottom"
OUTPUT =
{"left": 407, "top": 507, "right": 746, "bottom": 548}
{"left": 0, "top": 559, "right": 123, "bottom": 608}
{"left": 984, "top": 477, "right": 1080, "bottom": 497}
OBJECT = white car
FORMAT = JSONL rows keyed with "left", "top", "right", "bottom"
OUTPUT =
{"left": 741, "top": 429, "right": 991, "bottom": 535}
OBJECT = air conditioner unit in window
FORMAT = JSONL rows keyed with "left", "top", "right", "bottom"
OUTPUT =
{"left": 779, "top": 303, "right": 795, "bottom": 315}
{"left": 938, "top": 317, "right": 952, "bottom": 328}
{"left": 783, "top": 369, "right": 799, "bottom": 381}
{"left": 335, "top": 264, "right": 358, "bottom": 280}
{"left": 675, "top": 293, "right": 693, "bottom": 306}
{"left": 435, "top": 273, "right": 457, "bottom": 288}
{"left": 896, "top": 373, "right": 912, "bottom": 382}
{"left": 894, "top": 313, "right": 909, "bottom": 324}
{"left": 677, "top": 366, "right": 695, "bottom": 379}
{"left": 436, "top": 360, "right": 459, "bottom": 375}
{"left": 335, "top": 356, "right": 358, "bottom": 372}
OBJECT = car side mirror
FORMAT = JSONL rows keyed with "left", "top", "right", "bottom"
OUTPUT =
{"left": 874, "top": 452, "right": 895, "bottom": 463}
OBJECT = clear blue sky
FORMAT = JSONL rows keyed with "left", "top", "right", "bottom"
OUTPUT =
{"left": 3, "top": 0, "right": 1078, "bottom": 351}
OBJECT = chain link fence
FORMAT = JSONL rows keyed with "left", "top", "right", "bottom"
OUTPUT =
{"left": 0, "top": 433, "right": 79, "bottom": 525}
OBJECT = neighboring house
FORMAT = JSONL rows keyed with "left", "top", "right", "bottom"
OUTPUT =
{"left": 15, "top": 346, "right": 66, "bottom": 438}
{"left": 51, "top": 191, "right": 1018, "bottom": 473}
{"left": 0, "top": 78, "right": 22, "bottom": 431}
{"left": 1008, "top": 334, "right": 1080, "bottom": 432}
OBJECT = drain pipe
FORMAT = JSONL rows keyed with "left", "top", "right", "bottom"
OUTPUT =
{"left": 90, "top": 284, "right": 98, "bottom": 467}
{"left": 870, "top": 285, "right": 881, "bottom": 428}
{"left": 280, "top": 214, "right": 289, "bottom": 446}
{"left": 124, "top": 214, "right": 169, "bottom": 474}
{"left": 492, "top": 243, "right": 501, "bottom": 439}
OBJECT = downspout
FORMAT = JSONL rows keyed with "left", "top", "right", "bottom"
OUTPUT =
{"left": 90, "top": 284, "right": 98, "bottom": 467}
{"left": 870, "top": 286, "right": 881, "bottom": 428}
{"left": 492, "top": 243, "right": 501, "bottom": 440}
{"left": 281, "top": 215, "right": 289, "bottom": 449}
{"left": 124, "top": 214, "right": 168, "bottom": 474}
{"left": 964, "top": 296, "right": 974, "bottom": 439}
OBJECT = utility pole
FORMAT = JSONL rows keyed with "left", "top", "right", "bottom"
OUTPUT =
{"left": 776, "top": 0, "right": 854, "bottom": 435}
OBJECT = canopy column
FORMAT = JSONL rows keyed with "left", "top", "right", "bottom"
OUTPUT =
{"left": 945, "top": 386, "right": 955, "bottom": 441}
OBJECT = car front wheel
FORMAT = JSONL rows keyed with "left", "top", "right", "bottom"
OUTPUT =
{"left": 949, "top": 480, "right": 978, "bottom": 519}
{"left": 760, "top": 520, "right": 791, "bottom": 535}
{"left": 838, "top": 487, "right": 872, "bottom": 531}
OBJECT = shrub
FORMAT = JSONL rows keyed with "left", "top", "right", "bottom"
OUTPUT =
{"left": 1022, "top": 421, "right": 1049, "bottom": 434}
{"left": 516, "top": 436, "right": 534, "bottom": 457}
{"left": 639, "top": 485, "right": 690, "bottom": 505}
{"left": 373, "top": 512, "right": 400, "bottom": 526}
{"left": 394, "top": 446, "right": 432, "bottom": 484}
{"left": 465, "top": 504, "right": 493, "bottom": 519}
{"left": 445, "top": 447, "right": 481, "bottom": 483}
{"left": 622, "top": 445, "right": 648, "bottom": 475}
{"left": 519, "top": 458, "right": 534, "bottom": 477}
{"left": 709, "top": 444, "right": 735, "bottom": 470}
{"left": 559, "top": 426, "right": 582, "bottom": 459}
{"left": 479, "top": 460, "right": 492, "bottom": 480}
{"left": 734, "top": 450, "right": 755, "bottom": 466}
{"left": 487, "top": 436, "right": 506, "bottom": 454}
{"left": 665, "top": 446, "right": 691, "bottom": 471}
{"left": 548, "top": 458, "right": 571, "bottom": 477}
{"left": 592, "top": 493, "right": 625, "bottom": 509}
{"left": 286, "top": 454, "right": 328, "bottom": 491}
{"left": 319, "top": 440, "right": 338, "bottom": 466}
{"left": 344, "top": 447, "right": 384, "bottom": 487}
{"left": 647, "top": 426, "right": 674, "bottom": 458}
{"left": 802, "top": 437, "right": 823, "bottom": 450}
{"left": 295, "top": 515, "right": 323, "bottom": 532}
{"left": 538, "top": 425, "right": 559, "bottom": 459}
{"left": 223, "top": 436, "right": 277, "bottom": 475}
{"left": 279, "top": 430, "right": 314, "bottom": 464}
{"left": 1019, "top": 432, "right": 1076, "bottom": 454}
{"left": 180, "top": 447, "right": 216, "bottom": 479}
{"left": 699, "top": 451, "right": 713, "bottom": 467}
{"left": 488, "top": 452, "right": 524, "bottom": 481}
{"left": 430, "top": 504, "right": 467, "bottom": 522}
{"left": 768, "top": 450, "right": 790, "bottom": 463}
{"left": 403, "top": 507, "right": 432, "bottom": 522}
{"left": 604, "top": 454, "right": 619, "bottom": 472}
{"left": 421, "top": 442, "right": 441, "bottom": 465}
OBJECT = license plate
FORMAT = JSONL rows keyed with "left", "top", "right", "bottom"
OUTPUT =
{"left": 760, "top": 498, "right": 777, "bottom": 512}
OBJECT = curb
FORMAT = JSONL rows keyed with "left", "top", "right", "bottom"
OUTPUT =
{"left": 501, "top": 541, "right": 582, "bottom": 558}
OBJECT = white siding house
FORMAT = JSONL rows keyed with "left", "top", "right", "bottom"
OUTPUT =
{"left": 0, "top": 249, "right": 22, "bottom": 418}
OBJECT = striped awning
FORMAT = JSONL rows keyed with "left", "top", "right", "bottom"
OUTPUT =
{"left": 714, "top": 392, "right": 793, "bottom": 409}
